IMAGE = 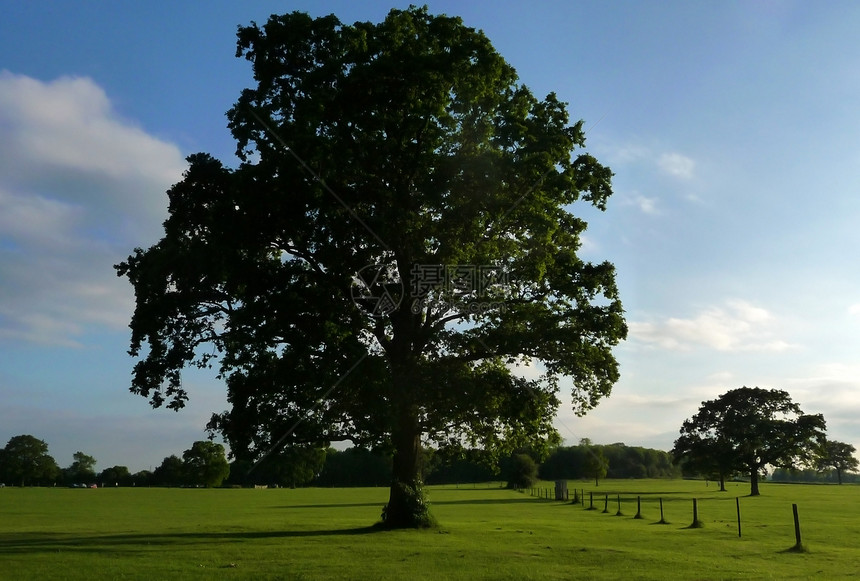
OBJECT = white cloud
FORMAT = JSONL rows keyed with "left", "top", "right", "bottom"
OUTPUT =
{"left": 578, "top": 233, "right": 599, "bottom": 254}
{"left": 620, "top": 192, "right": 659, "bottom": 215}
{"left": 705, "top": 370, "right": 735, "bottom": 383}
{"left": 608, "top": 143, "right": 650, "bottom": 164}
{"left": 0, "top": 72, "right": 186, "bottom": 346}
{"left": 658, "top": 152, "right": 695, "bottom": 179}
{"left": 603, "top": 142, "right": 696, "bottom": 181}
{"left": 629, "top": 299, "right": 797, "bottom": 352}
{"left": 508, "top": 357, "right": 544, "bottom": 381}
{"left": 0, "top": 72, "right": 182, "bottom": 188}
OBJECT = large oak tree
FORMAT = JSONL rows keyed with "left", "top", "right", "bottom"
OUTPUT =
{"left": 672, "top": 387, "right": 825, "bottom": 495}
{"left": 117, "top": 7, "right": 626, "bottom": 527}
{"left": 0, "top": 435, "right": 60, "bottom": 487}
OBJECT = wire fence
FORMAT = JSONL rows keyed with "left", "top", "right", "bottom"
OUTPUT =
{"left": 519, "top": 481, "right": 807, "bottom": 551}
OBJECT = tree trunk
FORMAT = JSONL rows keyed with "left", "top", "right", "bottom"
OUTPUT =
{"left": 719, "top": 475, "right": 726, "bottom": 492}
{"left": 749, "top": 469, "right": 760, "bottom": 496}
{"left": 382, "top": 406, "right": 433, "bottom": 528}
{"left": 836, "top": 468, "right": 843, "bottom": 485}
{"left": 380, "top": 319, "right": 434, "bottom": 528}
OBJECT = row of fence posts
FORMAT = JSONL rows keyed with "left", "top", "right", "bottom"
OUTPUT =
{"left": 523, "top": 483, "right": 805, "bottom": 551}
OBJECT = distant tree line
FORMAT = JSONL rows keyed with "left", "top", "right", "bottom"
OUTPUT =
{"left": 0, "top": 435, "right": 229, "bottom": 488}
{"left": 770, "top": 467, "right": 860, "bottom": 484}
{"left": 0, "top": 433, "right": 683, "bottom": 489}
{"left": 538, "top": 440, "right": 679, "bottom": 482}
{"left": 8, "top": 406, "right": 854, "bottom": 492}
{"left": 218, "top": 441, "right": 681, "bottom": 489}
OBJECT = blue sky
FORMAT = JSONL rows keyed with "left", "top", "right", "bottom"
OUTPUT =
{"left": 2, "top": 1, "right": 860, "bottom": 473}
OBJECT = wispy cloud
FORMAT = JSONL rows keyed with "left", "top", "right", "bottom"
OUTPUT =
{"left": 658, "top": 152, "right": 695, "bottom": 179}
{"left": 0, "top": 72, "right": 186, "bottom": 346}
{"left": 620, "top": 192, "right": 660, "bottom": 215}
{"left": 603, "top": 141, "right": 696, "bottom": 182}
{"left": 629, "top": 299, "right": 797, "bottom": 352}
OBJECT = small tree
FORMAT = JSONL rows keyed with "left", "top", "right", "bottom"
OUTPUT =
{"left": 505, "top": 453, "right": 538, "bottom": 489}
{"left": 583, "top": 447, "right": 608, "bottom": 486}
{"left": 183, "top": 441, "right": 230, "bottom": 487}
{"left": 816, "top": 440, "right": 859, "bottom": 485}
{"left": 65, "top": 451, "right": 97, "bottom": 485}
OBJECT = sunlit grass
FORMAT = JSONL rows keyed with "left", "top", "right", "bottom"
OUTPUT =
{"left": 1, "top": 480, "right": 859, "bottom": 579}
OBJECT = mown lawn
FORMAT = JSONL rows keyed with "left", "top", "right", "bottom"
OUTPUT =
{"left": 1, "top": 480, "right": 859, "bottom": 579}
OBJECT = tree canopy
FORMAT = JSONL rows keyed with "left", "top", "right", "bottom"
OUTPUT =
{"left": 116, "top": 6, "right": 626, "bottom": 527}
{"left": 182, "top": 441, "right": 230, "bottom": 488}
{"left": 672, "top": 387, "right": 826, "bottom": 495}
{"left": 0, "top": 434, "right": 60, "bottom": 486}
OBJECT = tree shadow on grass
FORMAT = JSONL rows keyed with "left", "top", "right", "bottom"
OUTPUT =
{"left": 280, "top": 497, "right": 537, "bottom": 510}
{"left": 0, "top": 526, "right": 382, "bottom": 555}
{"left": 428, "top": 498, "right": 541, "bottom": 506}
{"left": 605, "top": 491, "right": 690, "bottom": 497}
{"left": 274, "top": 502, "right": 384, "bottom": 509}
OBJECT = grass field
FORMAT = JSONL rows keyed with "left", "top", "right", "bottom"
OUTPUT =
{"left": 2, "top": 479, "right": 860, "bottom": 580}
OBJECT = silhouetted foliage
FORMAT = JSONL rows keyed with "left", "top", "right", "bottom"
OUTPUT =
{"left": 63, "top": 451, "right": 97, "bottom": 485}
{"left": 425, "top": 448, "right": 497, "bottom": 484}
{"left": 152, "top": 455, "right": 185, "bottom": 486}
{"left": 505, "top": 453, "right": 538, "bottom": 489}
{"left": 0, "top": 435, "right": 60, "bottom": 486}
{"left": 131, "top": 470, "right": 154, "bottom": 487}
{"left": 538, "top": 443, "right": 679, "bottom": 481}
{"left": 98, "top": 465, "right": 132, "bottom": 486}
{"left": 314, "top": 448, "right": 393, "bottom": 487}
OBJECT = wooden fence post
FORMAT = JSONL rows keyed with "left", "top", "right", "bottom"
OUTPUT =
{"left": 789, "top": 503, "right": 807, "bottom": 552}
{"left": 688, "top": 498, "right": 703, "bottom": 528}
{"left": 634, "top": 495, "right": 643, "bottom": 519}
{"left": 657, "top": 497, "right": 669, "bottom": 524}
{"left": 736, "top": 497, "right": 741, "bottom": 538}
